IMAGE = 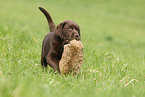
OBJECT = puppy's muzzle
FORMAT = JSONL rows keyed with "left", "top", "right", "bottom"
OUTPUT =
{"left": 74, "top": 34, "right": 80, "bottom": 40}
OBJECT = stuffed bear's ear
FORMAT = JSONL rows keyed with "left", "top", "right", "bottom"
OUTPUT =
{"left": 54, "top": 22, "right": 66, "bottom": 38}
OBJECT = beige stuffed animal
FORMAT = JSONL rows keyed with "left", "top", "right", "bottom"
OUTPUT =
{"left": 59, "top": 39, "right": 84, "bottom": 75}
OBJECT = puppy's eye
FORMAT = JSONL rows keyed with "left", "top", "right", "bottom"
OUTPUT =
{"left": 67, "top": 27, "right": 73, "bottom": 31}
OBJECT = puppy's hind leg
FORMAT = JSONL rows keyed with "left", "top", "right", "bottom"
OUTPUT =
{"left": 43, "top": 58, "right": 48, "bottom": 72}
{"left": 41, "top": 54, "right": 48, "bottom": 72}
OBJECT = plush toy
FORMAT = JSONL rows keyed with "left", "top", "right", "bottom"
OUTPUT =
{"left": 59, "top": 39, "right": 84, "bottom": 75}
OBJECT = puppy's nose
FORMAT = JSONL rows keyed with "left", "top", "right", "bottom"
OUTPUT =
{"left": 74, "top": 34, "right": 79, "bottom": 38}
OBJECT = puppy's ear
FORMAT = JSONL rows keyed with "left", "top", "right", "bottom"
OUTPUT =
{"left": 54, "top": 22, "right": 65, "bottom": 38}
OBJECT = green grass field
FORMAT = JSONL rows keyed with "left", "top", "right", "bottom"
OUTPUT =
{"left": 0, "top": 0, "right": 145, "bottom": 97}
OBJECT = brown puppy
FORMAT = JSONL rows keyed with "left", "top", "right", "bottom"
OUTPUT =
{"left": 39, "top": 7, "right": 81, "bottom": 73}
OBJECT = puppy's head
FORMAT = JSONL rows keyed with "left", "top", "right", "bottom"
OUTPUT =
{"left": 55, "top": 20, "right": 81, "bottom": 44}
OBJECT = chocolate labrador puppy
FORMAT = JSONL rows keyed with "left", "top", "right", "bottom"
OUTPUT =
{"left": 39, "top": 7, "right": 81, "bottom": 73}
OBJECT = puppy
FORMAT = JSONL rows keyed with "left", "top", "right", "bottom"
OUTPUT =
{"left": 39, "top": 7, "right": 81, "bottom": 73}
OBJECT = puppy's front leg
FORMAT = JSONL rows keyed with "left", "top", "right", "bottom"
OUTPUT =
{"left": 46, "top": 56, "right": 60, "bottom": 74}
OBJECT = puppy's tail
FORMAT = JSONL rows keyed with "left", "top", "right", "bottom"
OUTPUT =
{"left": 39, "top": 7, "right": 56, "bottom": 32}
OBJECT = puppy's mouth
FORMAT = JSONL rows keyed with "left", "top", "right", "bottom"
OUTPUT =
{"left": 64, "top": 39, "right": 70, "bottom": 45}
{"left": 64, "top": 38, "right": 80, "bottom": 45}
{"left": 75, "top": 37, "right": 80, "bottom": 41}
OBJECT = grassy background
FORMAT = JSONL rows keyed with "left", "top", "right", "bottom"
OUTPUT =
{"left": 0, "top": 0, "right": 145, "bottom": 97}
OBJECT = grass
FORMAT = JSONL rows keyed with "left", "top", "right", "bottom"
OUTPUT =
{"left": 0, "top": 0, "right": 145, "bottom": 97}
